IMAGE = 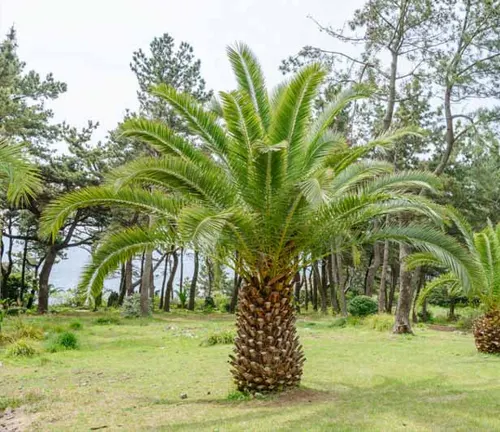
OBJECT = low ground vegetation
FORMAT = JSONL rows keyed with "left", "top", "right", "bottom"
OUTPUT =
{"left": 1, "top": 310, "right": 499, "bottom": 431}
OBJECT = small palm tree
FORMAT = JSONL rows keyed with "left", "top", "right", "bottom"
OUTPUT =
{"left": 42, "top": 44, "right": 449, "bottom": 392}
{"left": 407, "top": 212, "right": 500, "bottom": 353}
{"left": 0, "top": 138, "right": 40, "bottom": 205}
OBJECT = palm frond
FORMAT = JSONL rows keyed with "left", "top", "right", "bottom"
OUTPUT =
{"left": 152, "top": 84, "right": 229, "bottom": 158}
{"left": 227, "top": 42, "right": 271, "bottom": 131}
{"left": 40, "top": 187, "right": 183, "bottom": 240}
{"left": 0, "top": 139, "right": 41, "bottom": 205}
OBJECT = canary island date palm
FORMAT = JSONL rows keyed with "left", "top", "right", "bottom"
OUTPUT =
{"left": 42, "top": 44, "right": 451, "bottom": 392}
{"left": 407, "top": 214, "right": 500, "bottom": 353}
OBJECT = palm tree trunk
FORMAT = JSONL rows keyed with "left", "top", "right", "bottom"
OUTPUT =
{"left": 188, "top": 251, "right": 199, "bottom": 311}
{"left": 393, "top": 243, "right": 413, "bottom": 334}
{"left": 230, "top": 278, "right": 304, "bottom": 392}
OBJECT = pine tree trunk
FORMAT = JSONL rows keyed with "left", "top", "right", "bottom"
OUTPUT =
{"left": 365, "top": 242, "right": 381, "bottom": 297}
{"left": 230, "top": 279, "right": 304, "bottom": 393}
{"left": 312, "top": 262, "right": 319, "bottom": 311}
{"left": 188, "top": 251, "right": 199, "bottom": 311}
{"left": 378, "top": 240, "right": 390, "bottom": 313}
{"left": 119, "top": 259, "right": 133, "bottom": 305}
{"left": 159, "top": 256, "right": 169, "bottom": 310}
{"left": 140, "top": 250, "right": 152, "bottom": 316}
{"left": 319, "top": 260, "right": 328, "bottom": 314}
{"left": 327, "top": 254, "right": 340, "bottom": 314}
{"left": 164, "top": 249, "right": 178, "bottom": 312}
{"left": 37, "top": 246, "right": 58, "bottom": 314}
{"left": 304, "top": 267, "right": 309, "bottom": 311}
{"left": 335, "top": 253, "right": 348, "bottom": 317}
{"left": 393, "top": 243, "right": 413, "bottom": 334}
{"left": 387, "top": 263, "right": 398, "bottom": 313}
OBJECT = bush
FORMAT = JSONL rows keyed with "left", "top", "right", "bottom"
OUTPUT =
{"left": 68, "top": 320, "right": 83, "bottom": 330}
{"left": 456, "top": 307, "right": 483, "bottom": 332}
{"left": 6, "top": 307, "right": 26, "bottom": 316}
{"left": 107, "top": 292, "right": 120, "bottom": 308}
{"left": 348, "top": 296, "right": 378, "bottom": 317}
{"left": 47, "top": 331, "right": 79, "bottom": 352}
{"left": 201, "top": 330, "right": 235, "bottom": 346}
{"left": 94, "top": 316, "right": 121, "bottom": 325}
{"left": 329, "top": 317, "right": 347, "bottom": 328}
{"left": 122, "top": 293, "right": 152, "bottom": 318}
{"left": 227, "top": 390, "right": 251, "bottom": 401}
{"left": 364, "top": 314, "right": 393, "bottom": 332}
{"left": 6, "top": 338, "right": 38, "bottom": 357}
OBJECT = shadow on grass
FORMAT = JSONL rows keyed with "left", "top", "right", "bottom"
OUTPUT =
{"left": 157, "top": 377, "right": 499, "bottom": 431}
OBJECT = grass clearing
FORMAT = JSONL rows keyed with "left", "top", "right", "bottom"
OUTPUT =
{"left": 1, "top": 311, "right": 499, "bottom": 431}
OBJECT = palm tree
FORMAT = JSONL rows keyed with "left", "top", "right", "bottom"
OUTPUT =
{"left": 406, "top": 212, "right": 500, "bottom": 353}
{"left": 41, "top": 44, "right": 449, "bottom": 392}
{"left": 0, "top": 138, "right": 40, "bottom": 205}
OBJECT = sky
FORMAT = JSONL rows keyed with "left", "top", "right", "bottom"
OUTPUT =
{"left": 0, "top": 0, "right": 365, "bottom": 293}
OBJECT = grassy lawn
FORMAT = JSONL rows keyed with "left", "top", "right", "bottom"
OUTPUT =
{"left": 1, "top": 312, "right": 500, "bottom": 431}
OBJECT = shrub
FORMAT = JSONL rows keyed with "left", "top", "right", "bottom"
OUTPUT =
{"left": 348, "top": 296, "right": 378, "bottom": 317}
{"left": 364, "top": 314, "right": 393, "bottom": 332}
{"left": 122, "top": 293, "right": 152, "bottom": 318}
{"left": 329, "top": 317, "right": 347, "bottom": 328}
{"left": 227, "top": 390, "right": 251, "bottom": 401}
{"left": 94, "top": 316, "right": 121, "bottom": 325}
{"left": 47, "top": 331, "right": 78, "bottom": 352}
{"left": 456, "top": 307, "right": 483, "bottom": 332}
{"left": 107, "top": 291, "right": 120, "bottom": 308}
{"left": 68, "top": 320, "right": 83, "bottom": 330}
{"left": 201, "top": 330, "right": 235, "bottom": 346}
{"left": 6, "top": 338, "right": 38, "bottom": 357}
{"left": 6, "top": 307, "right": 26, "bottom": 316}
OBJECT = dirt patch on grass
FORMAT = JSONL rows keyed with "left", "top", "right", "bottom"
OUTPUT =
{"left": 248, "top": 387, "right": 335, "bottom": 408}
{"left": 0, "top": 408, "right": 32, "bottom": 432}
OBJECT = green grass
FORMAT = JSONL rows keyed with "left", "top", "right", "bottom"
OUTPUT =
{"left": 0, "top": 311, "right": 499, "bottom": 431}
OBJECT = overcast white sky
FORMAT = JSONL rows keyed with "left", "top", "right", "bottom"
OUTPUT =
{"left": 1, "top": 0, "right": 364, "bottom": 142}
{"left": 0, "top": 0, "right": 365, "bottom": 291}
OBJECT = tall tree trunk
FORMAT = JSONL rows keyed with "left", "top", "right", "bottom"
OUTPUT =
{"left": 304, "top": 267, "right": 309, "bottom": 311}
{"left": 449, "top": 299, "right": 456, "bottom": 321}
{"left": 327, "top": 254, "right": 340, "bottom": 314}
{"left": 378, "top": 240, "right": 390, "bottom": 313}
{"left": 335, "top": 253, "right": 348, "bottom": 317}
{"left": 387, "top": 263, "right": 399, "bottom": 313}
{"left": 412, "top": 268, "right": 424, "bottom": 323}
{"left": 312, "top": 261, "right": 319, "bottom": 311}
{"left": 19, "top": 238, "right": 29, "bottom": 303}
{"left": 179, "top": 247, "right": 184, "bottom": 294}
{"left": 118, "top": 264, "right": 126, "bottom": 304}
{"left": 294, "top": 271, "right": 301, "bottom": 313}
{"left": 164, "top": 249, "right": 178, "bottom": 312}
{"left": 140, "top": 250, "right": 153, "bottom": 316}
{"left": 26, "top": 265, "right": 39, "bottom": 310}
{"left": 393, "top": 243, "right": 413, "bottom": 334}
{"left": 319, "top": 259, "right": 328, "bottom": 313}
{"left": 119, "top": 259, "right": 133, "bottom": 305}
{"left": 230, "top": 277, "right": 304, "bottom": 392}
{"left": 37, "top": 246, "right": 58, "bottom": 314}
{"left": 159, "top": 256, "right": 169, "bottom": 310}
{"left": 188, "top": 251, "right": 199, "bottom": 311}
{"left": 365, "top": 242, "right": 381, "bottom": 297}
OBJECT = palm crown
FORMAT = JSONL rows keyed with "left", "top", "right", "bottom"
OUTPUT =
{"left": 409, "top": 213, "right": 500, "bottom": 312}
{"left": 42, "top": 44, "right": 444, "bottom": 298}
